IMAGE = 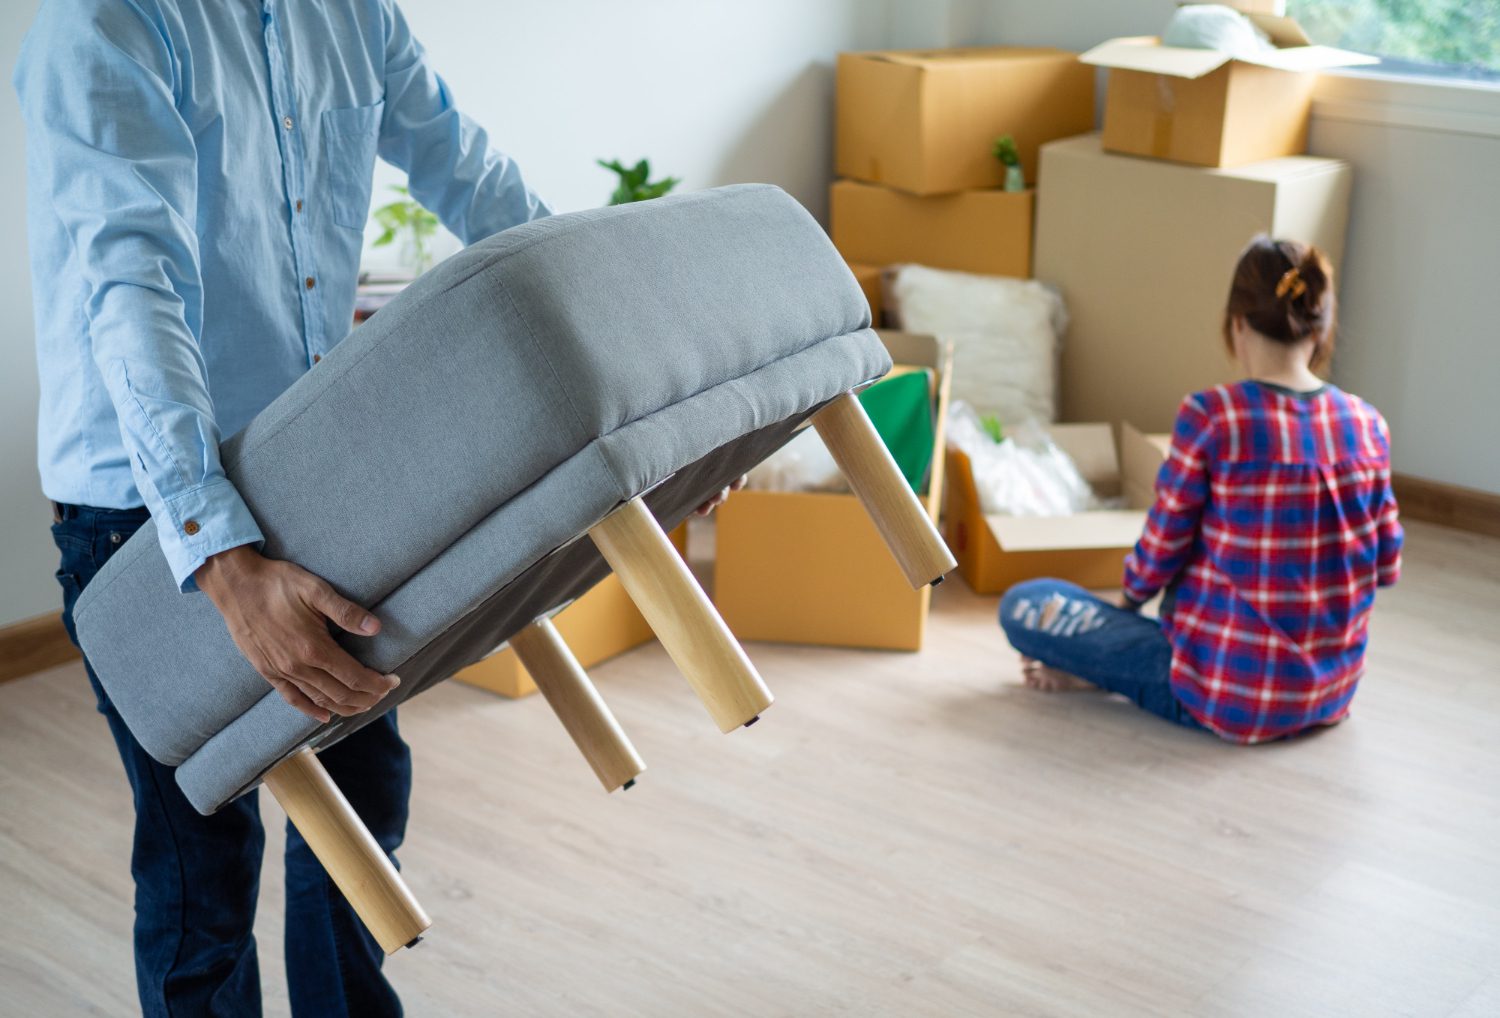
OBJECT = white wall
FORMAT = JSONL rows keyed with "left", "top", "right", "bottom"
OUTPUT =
{"left": 373, "top": 0, "right": 888, "bottom": 221}
{"left": 1306, "top": 112, "right": 1500, "bottom": 495}
{"left": 0, "top": 3, "right": 51, "bottom": 627}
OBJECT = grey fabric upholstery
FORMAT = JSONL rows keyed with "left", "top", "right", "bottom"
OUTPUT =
{"left": 74, "top": 184, "right": 887, "bottom": 814}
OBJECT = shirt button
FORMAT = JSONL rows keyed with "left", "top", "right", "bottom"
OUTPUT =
{"left": 295, "top": 199, "right": 303, "bottom": 213}
{"left": 313, "top": 354, "right": 322, "bottom": 364}
{"left": 305, "top": 276, "right": 315, "bottom": 289}
{"left": 183, "top": 520, "right": 200, "bottom": 536}
{"left": 282, "top": 115, "right": 294, "bottom": 130}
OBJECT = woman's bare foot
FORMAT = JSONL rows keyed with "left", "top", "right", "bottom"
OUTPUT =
{"left": 1020, "top": 655, "right": 1096, "bottom": 692}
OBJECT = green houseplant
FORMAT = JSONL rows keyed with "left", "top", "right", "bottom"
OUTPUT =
{"left": 598, "top": 158, "right": 681, "bottom": 205}
{"left": 991, "top": 135, "right": 1025, "bottom": 193}
{"left": 371, "top": 185, "right": 439, "bottom": 274}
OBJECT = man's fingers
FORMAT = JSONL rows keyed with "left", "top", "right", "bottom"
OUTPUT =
{"left": 268, "top": 675, "right": 331, "bottom": 723}
{"left": 695, "top": 486, "right": 731, "bottom": 516}
{"left": 307, "top": 581, "right": 380, "bottom": 636}
{"left": 285, "top": 663, "right": 367, "bottom": 715}
{"left": 308, "top": 638, "right": 400, "bottom": 704}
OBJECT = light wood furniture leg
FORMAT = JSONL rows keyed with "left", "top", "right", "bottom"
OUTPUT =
{"left": 510, "top": 617, "right": 646, "bottom": 792}
{"left": 263, "top": 748, "right": 432, "bottom": 954}
{"left": 812, "top": 393, "right": 957, "bottom": 589}
{"left": 589, "top": 498, "right": 773, "bottom": 732}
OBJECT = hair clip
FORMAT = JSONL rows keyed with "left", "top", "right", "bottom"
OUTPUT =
{"left": 1276, "top": 267, "right": 1307, "bottom": 301}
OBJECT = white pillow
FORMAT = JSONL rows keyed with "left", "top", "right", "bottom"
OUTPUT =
{"left": 885, "top": 263, "right": 1067, "bottom": 425}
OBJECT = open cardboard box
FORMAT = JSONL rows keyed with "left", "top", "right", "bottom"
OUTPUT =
{"left": 836, "top": 47, "right": 1095, "bottom": 193}
{"left": 1081, "top": 6, "right": 1375, "bottom": 167}
{"left": 454, "top": 524, "right": 687, "bottom": 698}
{"left": 714, "top": 330, "right": 952, "bottom": 651}
{"left": 944, "top": 423, "right": 1170, "bottom": 595}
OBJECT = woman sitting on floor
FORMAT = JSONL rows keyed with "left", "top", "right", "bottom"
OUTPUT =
{"left": 999, "top": 236, "right": 1403, "bottom": 743}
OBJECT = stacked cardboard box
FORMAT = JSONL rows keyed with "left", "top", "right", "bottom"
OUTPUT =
{"left": 1080, "top": 5, "right": 1374, "bottom": 169}
{"left": 1034, "top": 134, "right": 1352, "bottom": 431}
{"left": 830, "top": 47, "right": 1096, "bottom": 316}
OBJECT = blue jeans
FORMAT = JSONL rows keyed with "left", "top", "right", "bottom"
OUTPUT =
{"left": 52, "top": 503, "right": 409, "bottom": 1018}
{"left": 998, "top": 578, "right": 1203, "bottom": 730}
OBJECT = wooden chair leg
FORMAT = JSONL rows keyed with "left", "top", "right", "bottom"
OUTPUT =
{"left": 588, "top": 498, "right": 773, "bottom": 732}
{"left": 510, "top": 617, "right": 646, "bottom": 793}
{"left": 263, "top": 748, "right": 432, "bottom": 954}
{"left": 813, "top": 392, "right": 957, "bottom": 589}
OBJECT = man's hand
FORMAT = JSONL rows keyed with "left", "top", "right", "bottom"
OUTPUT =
{"left": 694, "top": 475, "right": 748, "bottom": 517}
{"left": 195, "top": 546, "right": 399, "bottom": 723}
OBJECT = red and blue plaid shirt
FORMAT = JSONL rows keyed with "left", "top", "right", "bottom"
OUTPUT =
{"left": 1123, "top": 380, "right": 1402, "bottom": 743}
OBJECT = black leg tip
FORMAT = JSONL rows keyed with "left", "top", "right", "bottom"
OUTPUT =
{"left": 622, "top": 778, "right": 636, "bottom": 791}
{"left": 743, "top": 715, "right": 760, "bottom": 728}
{"left": 405, "top": 936, "right": 423, "bottom": 950}
{"left": 930, "top": 575, "right": 946, "bottom": 588}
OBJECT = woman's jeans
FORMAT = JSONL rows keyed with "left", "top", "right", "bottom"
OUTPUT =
{"left": 998, "top": 578, "right": 1203, "bottom": 730}
{"left": 52, "top": 503, "right": 409, "bottom": 1018}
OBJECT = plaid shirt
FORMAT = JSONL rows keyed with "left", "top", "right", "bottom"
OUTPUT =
{"left": 1123, "top": 380, "right": 1402, "bottom": 743}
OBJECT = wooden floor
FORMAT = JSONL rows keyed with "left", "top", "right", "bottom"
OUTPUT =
{"left": 2, "top": 519, "right": 1497, "bottom": 1017}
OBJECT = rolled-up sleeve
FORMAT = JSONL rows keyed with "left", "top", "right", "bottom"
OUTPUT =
{"left": 375, "top": 0, "right": 552, "bottom": 243}
{"left": 15, "top": 0, "right": 263, "bottom": 590}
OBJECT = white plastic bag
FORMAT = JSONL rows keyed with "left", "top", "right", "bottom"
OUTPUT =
{"left": 1161, "top": 4, "right": 1274, "bottom": 59}
{"left": 744, "top": 426, "right": 849, "bottom": 493}
{"left": 947, "top": 402, "right": 1101, "bottom": 516}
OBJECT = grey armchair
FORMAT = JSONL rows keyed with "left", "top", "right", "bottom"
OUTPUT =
{"left": 75, "top": 184, "right": 955, "bottom": 953}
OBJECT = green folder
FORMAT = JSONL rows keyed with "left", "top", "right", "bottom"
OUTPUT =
{"left": 857, "top": 368, "right": 935, "bottom": 494}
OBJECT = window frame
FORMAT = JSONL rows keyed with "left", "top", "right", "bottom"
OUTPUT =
{"left": 1312, "top": 67, "right": 1500, "bottom": 139}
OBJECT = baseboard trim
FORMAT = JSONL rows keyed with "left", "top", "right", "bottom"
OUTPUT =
{"left": 1393, "top": 473, "right": 1500, "bottom": 539}
{"left": 0, "top": 612, "right": 79, "bottom": 684}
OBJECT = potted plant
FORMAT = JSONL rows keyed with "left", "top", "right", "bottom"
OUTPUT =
{"left": 598, "top": 158, "right": 681, "bottom": 205}
{"left": 371, "top": 185, "right": 439, "bottom": 275}
{"left": 991, "top": 135, "right": 1025, "bottom": 193}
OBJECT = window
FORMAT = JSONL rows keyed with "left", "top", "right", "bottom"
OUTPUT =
{"left": 1288, "top": 0, "right": 1500, "bottom": 84}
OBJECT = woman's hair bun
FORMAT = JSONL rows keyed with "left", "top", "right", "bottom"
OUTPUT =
{"left": 1223, "top": 235, "right": 1338, "bottom": 368}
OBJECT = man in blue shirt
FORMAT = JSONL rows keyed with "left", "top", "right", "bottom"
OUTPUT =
{"left": 16, "top": 1, "right": 552, "bottom": 1013}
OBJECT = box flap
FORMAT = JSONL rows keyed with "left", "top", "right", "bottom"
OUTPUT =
{"left": 1244, "top": 43, "right": 1379, "bottom": 72}
{"left": 1080, "top": 36, "right": 1231, "bottom": 78}
{"left": 1242, "top": 11, "right": 1313, "bottom": 48}
{"left": 1081, "top": 31, "right": 1376, "bottom": 79}
{"left": 985, "top": 510, "right": 1147, "bottom": 552}
{"left": 876, "top": 328, "right": 941, "bottom": 371}
{"left": 1048, "top": 423, "right": 1120, "bottom": 489}
{"left": 1119, "top": 422, "right": 1170, "bottom": 510}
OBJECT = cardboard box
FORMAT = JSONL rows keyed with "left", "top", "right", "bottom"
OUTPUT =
{"left": 846, "top": 261, "right": 884, "bottom": 327}
{"left": 1033, "top": 134, "right": 1351, "bottom": 431}
{"left": 837, "top": 47, "right": 1095, "bottom": 193}
{"left": 714, "top": 331, "right": 953, "bottom": 651}
{"left": 944, "top": 423, "right": 1169, "bottom": 595}
{"left": 454, "top": 524, "right": 687, "bottom": 698}
{"left": 1081, "top": 11, "right": 1375, "bottom": 167}
{"left": 831, "top": 179, "right": 1033, "bottom": 279}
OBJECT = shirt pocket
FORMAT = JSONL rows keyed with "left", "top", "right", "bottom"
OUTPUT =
{"left": 322, "top": 101, "right": 385, "bottom": 230}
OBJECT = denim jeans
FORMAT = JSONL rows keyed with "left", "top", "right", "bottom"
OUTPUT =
{"left": 52, "top": 503, "right": 409, "bottom": 1018}
{"left": 998, "top": 578, "right": 1203, "bottom": 730}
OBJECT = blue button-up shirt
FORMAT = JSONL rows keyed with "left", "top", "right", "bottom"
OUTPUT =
{"left": 16, "top": 0, "right": 551, "bottom": 590}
